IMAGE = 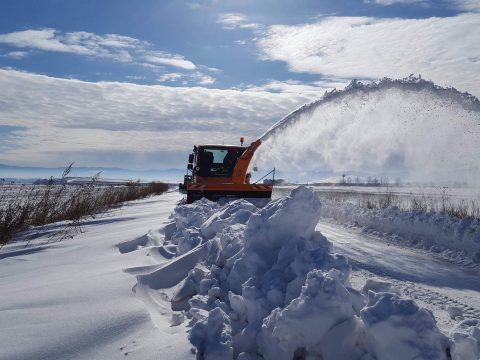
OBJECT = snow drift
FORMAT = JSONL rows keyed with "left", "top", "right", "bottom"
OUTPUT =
{"left": 131, "top": 187, "right": 480, "bottom": 359}
{"left": 254, "top": 76, "right": 480, "bottom": 184}
{"left": 320, "top": 199, "right": 480, "bottom": 263}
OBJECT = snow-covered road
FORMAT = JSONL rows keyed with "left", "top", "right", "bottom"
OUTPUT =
{"left": 316, "top": 221, "right": 480, "bottom": 330}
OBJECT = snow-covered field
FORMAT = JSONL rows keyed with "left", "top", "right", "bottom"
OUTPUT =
{"left": 1, "top": 187, "right": 480, "bottom": 359}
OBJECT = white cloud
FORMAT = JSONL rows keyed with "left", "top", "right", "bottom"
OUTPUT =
{"left": 142, "top": 52, "right": 196, "bottom": 70}
{"left": 0, "top": 29, "right": 76, "bottom": 53}
{"left": 192, "top": 71, "right": 216, "bottom": 85}
{"left": 158, "top": 72, "right": 183, "bottom": 82}
{"left": 450, "top": 0, "right": 480, "bottom": 12}
{"left": 0, "top": 69, "right": 314, "bottom": 168}
{"left": 158, "top": 71, "right": 216, "bottom": 85}
{"left": 0, "top": 29, "right": 139, "bottom": 61}
{"left": 257, "top": 14, "right": 480, "bottom": 96}
{"left": 126, "top": 75, "right": 146, "bottom": 80}
{"left": 217, "top": 13, "right": 260, "bottom": 30}
{"left": 243, "top": 79, "right": 339, "bottom": 97}
{"left": 365, "top": 0, "right": 480, "bottom": 11}
{"left": 1, "top": 51, "right": 30, "bottom": 59}
{"left": 365, "top": 0, "right": 428, "bottom": 5}
{"left": 0, "top": 28, "right": 201, "bottom": 71}
{"left": 199, "top": 65, "right": 222, "bottom": 73}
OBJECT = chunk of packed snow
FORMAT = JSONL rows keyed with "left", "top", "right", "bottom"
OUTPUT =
{"left": 447, "top": 306, "right": 464, "bottom": 320}
{"left": 361, "top": 291, "right": 450, "bottom": 360}
{"left": 362, "top": 278, "right": 400, "bottom": 296}
{"left": 201, "top": 200, "right": 258, "bottom": 239}
{"left": 450, "top": 319, "right": 480, "bottom": 360}
{"left": 258, "top": 269, "right": 360, "bottom": 360}
{"left": 190, "top": 307, "right": 233, "bottom": 360}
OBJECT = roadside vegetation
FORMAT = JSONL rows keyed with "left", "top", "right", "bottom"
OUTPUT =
{"left": 316, "top": 188, "right": 480, "bottom": 220}
{"left": 0, "top": 169, "right": 169, "bottom": 246}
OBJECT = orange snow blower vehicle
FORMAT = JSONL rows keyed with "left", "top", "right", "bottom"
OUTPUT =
{"left": 180, "top": 137, "right": 274, "bottom": 204}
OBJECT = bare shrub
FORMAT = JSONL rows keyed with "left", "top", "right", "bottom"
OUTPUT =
{"left": 378, "top": 189, "right": 397, "bottom": 209}
{"left": 358, "top": 194, "right": 378, "bottom": 209}
{"left": 443, "top": 200, "right": 469, "bottom": 219}
{"left": 410, "top": 196, "right": 428, "bottom": 213}
{"left": 471, "top": 200, "right": 480, "bottom": 219}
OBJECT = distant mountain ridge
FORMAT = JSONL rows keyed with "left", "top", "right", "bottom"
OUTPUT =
{"left": 0, "top": 163, "right": 184, "bottom": 182}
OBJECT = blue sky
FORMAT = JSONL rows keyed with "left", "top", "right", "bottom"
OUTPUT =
{"left": 0, "top": 0, "right": 479, "bottom": 172}
{"left": 0, "top": 0, "right": 462, "bottom": 87}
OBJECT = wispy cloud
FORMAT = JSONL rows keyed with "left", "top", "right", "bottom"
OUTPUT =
{"left": 365, "top": 0, "right": 480, "bottom": 11}
{"left": 364, "top": 0, "right": 428, "bottom": 6}
{"left": 0, "top": 69, "right": 313, "bottom": 167}
{"left": 158, "top": 72, "right": 183, "bottom": 82}
{"left": 450, "top": 0, "right": 480, "bottom": 12}
{"left": 242, "top": 79, "right": 342, "bottom": 97}
{"left": 0, "top": 28, "right": 216, "bottom": 84}
{"left": 217, "top": 13, "right": 260, "bottom": 30}
{"left": 192, "top": 71, "right": 216, "bottom": 85}
{"left": 1, "top": 51, "right": 30, "bottom": 59}
{"left": 257, "top": 14, "right": 480, "bottom": 96}
{"left": 142, "top": 51, "right": 196, "bottom": 70}
{"left": 157, "top": 71, "right": 215, "bottom": 85}
{"left": 0, "top": 29, "right": 141, "bottom": 62}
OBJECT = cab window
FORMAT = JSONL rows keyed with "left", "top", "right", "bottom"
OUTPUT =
{"left": 196, "top": 148, "right": 243, "bottom": 177}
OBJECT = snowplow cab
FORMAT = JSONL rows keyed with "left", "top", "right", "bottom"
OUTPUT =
{"left": 181, "top": 139, "right": 273, "bottom": 203}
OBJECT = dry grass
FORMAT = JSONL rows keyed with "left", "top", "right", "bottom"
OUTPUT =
{"left": 0, "top": 181, "right": 169, "bottom": 246}
{"left": 316, "top": 189, "right": 480, "bottom": 220}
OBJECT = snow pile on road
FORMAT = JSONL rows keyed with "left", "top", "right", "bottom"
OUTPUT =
{"left": 321, "top": 200, "right": 480, "bottom": 264}
{"left": 136, "top": 187, "right": 480, "bottom": 359}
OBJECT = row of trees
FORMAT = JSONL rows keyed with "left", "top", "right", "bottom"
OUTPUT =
{"left": 339, "top": 174, "right": 402, "bottom": 186}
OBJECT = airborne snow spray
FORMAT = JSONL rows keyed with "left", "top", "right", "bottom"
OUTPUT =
{"left": 254, "top": 76, "right": 480, "bottom": 186}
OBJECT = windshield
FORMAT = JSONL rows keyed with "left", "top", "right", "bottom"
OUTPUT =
{"left": 196, "top": 147, "right": 244, "bottom": 177}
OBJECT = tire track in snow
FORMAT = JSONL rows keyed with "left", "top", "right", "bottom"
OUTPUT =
{"left": 350, "top": 263, "right": 480, "bottom": 327}
{"left": 317, "top": 221, "right": 480, "bottom": 330}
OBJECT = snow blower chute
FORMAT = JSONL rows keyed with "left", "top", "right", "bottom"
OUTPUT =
{"left": 179, "top": 138, "right": 274, "bottom": 203}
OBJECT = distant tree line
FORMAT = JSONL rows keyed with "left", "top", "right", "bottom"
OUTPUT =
{"left": 339, "top": 175, "right": 402, "bottom": 187}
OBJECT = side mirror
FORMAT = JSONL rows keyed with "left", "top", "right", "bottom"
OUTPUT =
{"left": 188, "top": 154, "right": 194, "bottom": 164}
{"left": 187, "top": 163, "right": 193, "bottom": 170}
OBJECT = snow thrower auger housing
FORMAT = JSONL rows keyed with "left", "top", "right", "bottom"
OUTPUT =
{"left": 180, "top": 138, "right": 273, "bottom": 204}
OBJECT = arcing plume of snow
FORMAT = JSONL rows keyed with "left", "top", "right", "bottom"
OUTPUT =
{"left": 129, "top": 187, "right": 480, "bottom": 359}
{"left": 254, "top": 77, "right": 480, "bottom": 185}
